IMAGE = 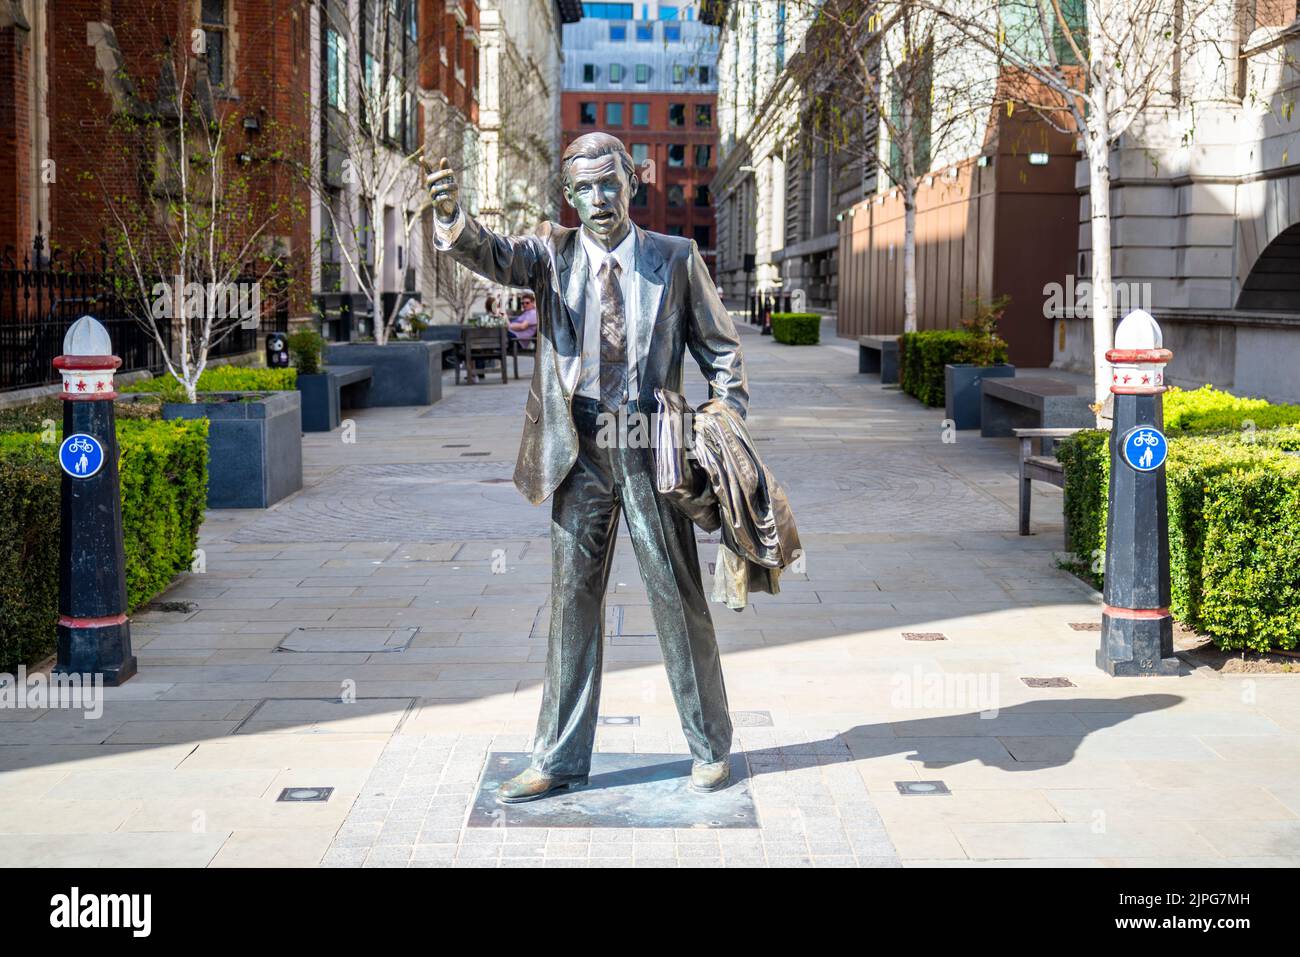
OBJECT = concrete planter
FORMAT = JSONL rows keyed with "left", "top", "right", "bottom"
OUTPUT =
{"left": 162, "top": 390, "right": 303, "bottom": 509}
{"left": 944, "top": 363, "right": 1016, "bottom": 430}
{"left": 296, "top": 373, "right": 338, "bottom": 432}
{"left": 324, "top": 340, "right": 450, "bottom": 406}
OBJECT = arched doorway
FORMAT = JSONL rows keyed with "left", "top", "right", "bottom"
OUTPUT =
{"left": 1237, "top": 221, "right": 1300, "bottom": 311}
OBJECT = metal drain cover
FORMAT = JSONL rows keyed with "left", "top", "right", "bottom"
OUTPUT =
{"left": 1021, "top": 676, "right": 1076, "bottom": 688}
{"left": 598, "top": 715, "right": 640, "bottom": 726}
{"left": 903, "top": 632, "right": 947, "bottom": 641}
{"left": 277, "top": 787, "right": 334, "bottom": 803}
{"left": 730, "top": 710, "right": 774, "bottom": 727}
{"left": 895, "top": 781, "right": 950, "bottom": 796}
{"left": 1068, "top": 622, "right": 1101, "bottom": 631}
{"left": 277, "top": 627, "right": 417, "bottom": 653}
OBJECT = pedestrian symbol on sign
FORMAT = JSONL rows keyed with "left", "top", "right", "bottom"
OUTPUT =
{"left": 58, "top": 433, "right": 106, "bottom": 479}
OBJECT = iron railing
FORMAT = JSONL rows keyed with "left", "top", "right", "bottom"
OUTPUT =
{"left": 1, "top": 231, "right": 288, "bottom": 393}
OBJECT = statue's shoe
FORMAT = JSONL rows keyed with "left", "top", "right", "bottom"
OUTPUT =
{"left": 496, "top": 767, "right": 588, "bottom": 804}
{"left": 689, "top": 758, "right": 731, "bottom": 793}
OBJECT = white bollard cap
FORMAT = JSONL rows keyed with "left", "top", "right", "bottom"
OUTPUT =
{"left": 1113, "top": 309, "right": 1162, "bottom": 350}
{"left": 63, "top": 315, "right": 113, "bottom": 356}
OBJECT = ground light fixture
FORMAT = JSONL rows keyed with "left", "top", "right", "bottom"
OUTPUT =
{"left": 1029, "top": 152, "right": 1050, "bottom": 165}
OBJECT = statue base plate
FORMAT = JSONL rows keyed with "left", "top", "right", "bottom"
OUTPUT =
{"left": 467, "top": 752, "right": 757, "bottom": 829}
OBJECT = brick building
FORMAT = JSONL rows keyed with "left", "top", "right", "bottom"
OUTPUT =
{"left": 559, "top": 1, "right": 719, "bottom": 272}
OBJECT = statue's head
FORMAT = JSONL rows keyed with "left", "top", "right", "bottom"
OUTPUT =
{"left": 561, "top": 132, "right": 640, "bottom": 247}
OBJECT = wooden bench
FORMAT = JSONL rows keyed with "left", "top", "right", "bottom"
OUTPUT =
{"left": 1015, "top": 427, "right": 1083, "bottom": 538}
{"left": 455, "top": 326, "right": 509, "bottom": 385}
{"left": 298, "top": 364, "right": 373, "bottom": 432}
{"left": 858, "top": 334, "right": 900, "bottom": 384}
{"left": 981, "top": 376, "right": 1094, "bottom": 437}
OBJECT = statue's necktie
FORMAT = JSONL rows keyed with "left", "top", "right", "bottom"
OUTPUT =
{"left": 598, "top": 257, "right": 627, "bottom": 413}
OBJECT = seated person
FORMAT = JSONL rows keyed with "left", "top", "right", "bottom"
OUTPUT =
{"left": 508, "top": 293, "right": 538, "bottom": 341}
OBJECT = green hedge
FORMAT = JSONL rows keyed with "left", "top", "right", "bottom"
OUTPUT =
{"left": 0, "top": 419, "right": 209, "bottom": 672}
{"left": 770, "top": 312, "right": 821, "bottom": 345}
{"left": 1164, "top": 384, "right": 1300, "bottom": 435}
{"left": 1057, "top": 413, "right": 1300, "bottom": 652}
{"left": 898, "top": 329, "right": 1011, "bottom": 407}
{"left": 121, "top": 366, "right": 296, "bottom": 401}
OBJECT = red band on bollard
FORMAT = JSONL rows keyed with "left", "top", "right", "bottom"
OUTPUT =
{"left": 58, "top": 613, "right": 129, "bottom": 629}
{"left": 1102, "top": 605, "right": 1171, "bottom": 620}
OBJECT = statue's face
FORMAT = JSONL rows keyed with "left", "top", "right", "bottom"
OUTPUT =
{"left": 564, "top": 153, "right": 638, "bottom": 246}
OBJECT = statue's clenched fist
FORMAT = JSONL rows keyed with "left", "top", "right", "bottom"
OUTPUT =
{"left": 426, "top": 156, "right": 458, "bottom": 224}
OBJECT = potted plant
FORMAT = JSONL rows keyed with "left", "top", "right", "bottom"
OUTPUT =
{"left": 944, "top": 295, "right": 1015, "bottom": 430}
{"left": 288, "top": 327, "right": 340, "bottom": 432}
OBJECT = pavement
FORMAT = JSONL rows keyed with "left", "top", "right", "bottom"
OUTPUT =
{"left": 3, "top": 318, "right": 1299, "bottom": 868}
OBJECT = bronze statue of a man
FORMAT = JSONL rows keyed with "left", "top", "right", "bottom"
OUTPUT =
{"left": 427, "top": 132, "right": 747, "bottom": 803}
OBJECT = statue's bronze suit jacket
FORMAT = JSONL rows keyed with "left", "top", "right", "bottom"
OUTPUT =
{"left": 441, "top": 214, "right": 749, "bottom": 504}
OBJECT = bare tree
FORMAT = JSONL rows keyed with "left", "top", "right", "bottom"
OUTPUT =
{"left": 932, "top": 0, "right": 1231, "bottom": 415}
{"left": 785, "top": 0, "right": 1003, "bottom": 333}
{"left": 85, "top": 30, "right": 300, "bottom": 402}
{"left": 307, "top": 0, "right": 431, "bottom": 345}
{"left": 438, "top": 259, "right": 491, "bottom": 327}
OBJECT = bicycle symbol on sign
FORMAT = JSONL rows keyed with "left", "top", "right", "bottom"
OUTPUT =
{"left": 67, "top": 436, "right": 95, "bottom": 454}
{"left": 1131, "top": 430, "right": 1160, "bottom": 448}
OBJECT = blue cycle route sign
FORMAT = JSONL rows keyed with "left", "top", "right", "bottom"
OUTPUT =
{"left": 1121, "top": 426, "right": 1168, "bottom": 473}
{"left": 59, "top": 433, "right": 105, "bottom": 479}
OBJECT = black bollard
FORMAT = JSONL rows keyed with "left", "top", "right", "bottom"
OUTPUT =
{"left": 52, "top": 316, "right": 137, "bottom": 686}
{"left": 1097, "top": 310, "right": 1179, "bottom": 676}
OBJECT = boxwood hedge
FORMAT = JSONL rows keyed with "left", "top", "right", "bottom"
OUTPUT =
{"left": 0, "top": 418, "right": 208, "bottom": 672}
{"left": 898, "top": 329, "right": 1010, "bottom": 407}
{"left": 120, "top": 366, "right": 296, "bottom": 401}
{"left": 770, "top": 312, "right": 821, "bottom": 345}
{"left": 1056, "top": 395, "right": 1300, "bottom": 652}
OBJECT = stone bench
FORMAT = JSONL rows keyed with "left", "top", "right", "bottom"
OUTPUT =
{"left": 298, "top": 364, "right": 374, "bottom": 432}
{"left": 858, "top": 334, "right": 900, "bottom": 384}
{"left": 980, "top": 376, "right": 1094, "bottom": 438}
{"left": 1014, "top": 427, "right": 1084, "bottom": 538}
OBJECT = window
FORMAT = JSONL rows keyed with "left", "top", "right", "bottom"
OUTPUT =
{"left": 387, "top": 74, "right": 401, "bottom": 140}
{"left": 631, "top": 143, "right": 650, "bottom": 165}
{"left": 583, "top": 63, "right": 597, "bottom": 82}
{"left": 664, "top": 24, "right": 681, "bottom": 42}
{"left": 636, "top": 23, "right": 653, "bottom": 41}
{"left": 632, "top": 102, "right": 650, "bottom": 126}
{"left": 693, "top": 225, "right": 711, "bottom": 247}
{"left": 659, "top": 5, "right": 679, "bottom": 18}
{"left": 580, "top": 102, "right": 598, "bottom": 125}
{"left": 202, "top": 0, "right": 227, "bottom": 88}
{"left": 605, "top": 102, "right": 624, "bottom": 126}
{"left": 776, "top": 1, "right": 787, "bottom": 72}
{"left": 405, "top": 90, "right": 416, "bottom": 150}
{"left": 667, "top": 224, "right": 684, "bottom": 236}
{"left": 694, "top": 185, "right": 710, "bottom": 206}
{"left": 668, "top": 103, "right": 685, "bottom": 127}
{"left": 635, "top": 64, "right": 650, "bottom": 83}
{"left": 631, "top": 182, "right": 648, "bottom": 207}
{"left": 610, "top": 24, "right": 626, "bottom": 41}
{"left": 695, "top": 103, "right": 712, "bottom": 127}
{"left": 582, "top": 2, "right": 634, "bottom": 17}
{"left": 325, "top": 28, "right": 347, "bottom": 112}
{"left": 610, "top": 63, "right": 625, "bottom": 82}
{"left": 407, "top": 0, "right": 418, "bottom": 41}
{"left": 667, "top": 144, "right": 685, "bottom": 167}
{"left": 698, "top": 65, "right": 711, "bottom": 85}
{"left": 672, "top": 64, "right": 684, "bottom": 84}
{"left": 694, "top": 144, "right": 712, "bottom": 168}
